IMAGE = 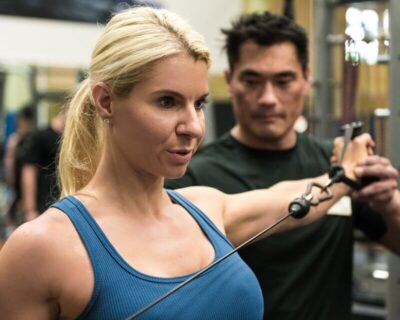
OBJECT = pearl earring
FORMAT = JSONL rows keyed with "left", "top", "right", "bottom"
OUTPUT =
{"left": 103, "top": 118, "right": 110, "bottom": 124}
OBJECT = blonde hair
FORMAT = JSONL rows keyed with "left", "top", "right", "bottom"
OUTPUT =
{"left": 58, "top": 6, "right": 211, "bottom": 197}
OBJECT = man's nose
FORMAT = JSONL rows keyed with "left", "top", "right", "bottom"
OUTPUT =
{"left": 257, "top": 82, "right": 278, "bottom": 106}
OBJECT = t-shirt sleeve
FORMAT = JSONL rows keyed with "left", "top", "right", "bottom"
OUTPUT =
{"left": 353, "top": 201, "right": 388, "bottom": 241}
{"left": 20, "top": 131, "right": 41, "bottom": 165}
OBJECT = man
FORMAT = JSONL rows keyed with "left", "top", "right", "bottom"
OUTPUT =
{"left": 3, "top": 105, "right": 34, "bottom": 233}
{"left": 166, "top": 12, "right": 400, "bottom": 320}
{"left": 21, "top": 105, "right": 66, "bottom": 221}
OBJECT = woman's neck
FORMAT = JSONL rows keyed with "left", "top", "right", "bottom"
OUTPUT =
{"left": 79, "top": 154, "right": 168, "bottom": 219}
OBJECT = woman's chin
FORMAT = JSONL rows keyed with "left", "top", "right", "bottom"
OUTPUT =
{"left": 164, "top": 169, "right": 187, "bottom": 180}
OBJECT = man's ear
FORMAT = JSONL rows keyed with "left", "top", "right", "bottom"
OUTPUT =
{"left": 224, "top": 69, "right": 233, "bottom": 97}
{"left": 91, "top": 82, "right": 113, "bottom": 119}
{"left": 302, "top": 67, "right": 311, "bottom": 95}
{"left": 224, "top": 69, "right": 232, "bottom": 84}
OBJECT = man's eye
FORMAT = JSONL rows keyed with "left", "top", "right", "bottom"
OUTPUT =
{"left": 159, "top": 97, "right": 176, "bottom": 108}
{"left": 243, "top": 78, "right": 261, "bottom": 87}
{"left": 275, "top": 77, "right": 294, "bottom": 87}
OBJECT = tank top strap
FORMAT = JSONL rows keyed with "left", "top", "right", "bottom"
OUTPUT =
{"left": 51, "top": 196, "right": 126, "bottom": 265}
{"left": 50, "top": 196, "right": 104, "bottom": 262}
{"left": 165, "top": 189, "right": 234, "bottom": 250}
{"left": 50, "top": 196, "right": 105, "bottom": 313}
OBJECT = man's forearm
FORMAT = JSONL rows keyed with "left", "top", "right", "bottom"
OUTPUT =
{"left": 380, "top": 191, "right": 400, "bottom": 255}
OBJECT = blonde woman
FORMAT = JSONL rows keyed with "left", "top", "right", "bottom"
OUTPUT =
{"left": 0, "top": 6, "right": 372, "bottom": 320}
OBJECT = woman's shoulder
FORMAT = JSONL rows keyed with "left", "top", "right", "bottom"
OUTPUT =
{"left": 0, "top": 207, "right": 93, "bottom": 318}
{"left": 175, "top": 185, "right": 224, "bottom": 204}
{"left": 1, "top": 207, "right": 78, "bottom": 275}
{"left": 173, "top": 186, "right": 226, "bottom": 232}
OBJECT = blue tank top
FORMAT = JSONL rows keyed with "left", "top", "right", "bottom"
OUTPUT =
{"left": 51, "top": 190, "right": 263, "bottom": 320}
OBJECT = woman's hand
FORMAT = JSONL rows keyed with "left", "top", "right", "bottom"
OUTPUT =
{"left": 332, "top": 133, "right": 374, "bottom": 181}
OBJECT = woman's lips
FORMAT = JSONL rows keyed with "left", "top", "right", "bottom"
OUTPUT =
{"left": 168, "top": 150, "right": 193, "bottom": 164}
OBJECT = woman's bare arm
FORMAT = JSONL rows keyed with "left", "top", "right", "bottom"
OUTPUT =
{"left": 0, "top": 219, "right": 60, "bottom": 319}
{"left": 180, "top": 134, "right": 372, "bottom": 247}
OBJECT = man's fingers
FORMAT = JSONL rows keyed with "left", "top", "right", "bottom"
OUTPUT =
{"left": 352, "top": 179, "right": 398, "bottom": 200}
{"left": 357, "top": 155, "right": 390, "bottom": 166}
{"left": 355, "top": 159, "right": 398, "bottom": 180}
{"left": 355, "top": 165, "right": 398, "bottom": 180}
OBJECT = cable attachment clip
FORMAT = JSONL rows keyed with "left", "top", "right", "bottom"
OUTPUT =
{"left": 289, "top": 182, "right": 333, "bottom": 219}
{"left": 328, "top": 164, "right": 362, "bottom": 190}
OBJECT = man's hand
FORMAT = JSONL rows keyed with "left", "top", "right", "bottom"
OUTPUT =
{"left": 352, "top": 155, "right": 399, "bottom": 212}
{"left": 351, "top": 155, "right": 400, "bottom": 255}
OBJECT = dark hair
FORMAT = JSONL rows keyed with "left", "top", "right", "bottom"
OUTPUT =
{"left": 18, "top": 105, "right": 34, "bottom": 121}
{"left": 222, "top": 11, "right": 309, "bottom": 72}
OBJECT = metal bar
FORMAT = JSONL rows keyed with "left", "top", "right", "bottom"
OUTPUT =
{"left": 313, "top": 0, "right": 335, "bottom": 139}
{"left": 387, "top": 0, "right": 400, "bottom": 318}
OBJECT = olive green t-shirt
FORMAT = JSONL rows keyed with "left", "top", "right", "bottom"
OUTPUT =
{"left": 166, "top": 132, "right": 386, "bottom": 320}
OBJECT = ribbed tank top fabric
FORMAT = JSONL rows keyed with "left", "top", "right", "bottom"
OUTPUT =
{"left": 51, "top": 190, "right": 263, "bottom": 320}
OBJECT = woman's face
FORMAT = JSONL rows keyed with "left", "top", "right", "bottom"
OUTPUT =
{"left": 110, "top": 53, "right": 209, "bottom": 179}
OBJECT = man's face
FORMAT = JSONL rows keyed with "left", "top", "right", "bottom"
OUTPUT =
{"left": 225, "top": 41, "right": 310, "bottom": 149}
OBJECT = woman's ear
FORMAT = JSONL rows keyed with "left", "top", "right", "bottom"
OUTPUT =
{"left": 92, "top": 82, "right": 113, "bottom": 119}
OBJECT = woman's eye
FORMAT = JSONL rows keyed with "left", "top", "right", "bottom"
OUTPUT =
{"left": 159, "top": 96, "right": 176, "bottom": 108}
{"left": 195, "top": 98, "right": 208, "bottom": 110}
